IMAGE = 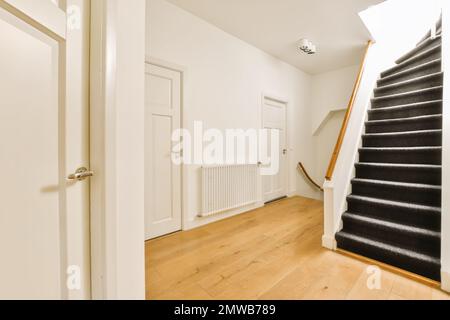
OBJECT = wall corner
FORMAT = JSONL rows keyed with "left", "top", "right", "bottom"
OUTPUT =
{"left": 90, "top": 0, "right": 147, "bottom": 300}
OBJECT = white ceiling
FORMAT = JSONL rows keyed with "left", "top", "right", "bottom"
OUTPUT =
{"left": 166, "top": 0, "right": 385, "bottom": 74}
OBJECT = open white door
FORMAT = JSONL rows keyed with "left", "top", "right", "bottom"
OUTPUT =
{"left": 262, "top": 96, "right": 288, "bottom": 203}
{"left": 145, "top": 63, "right": 182, "bottom": 240}
{"left": 0, "top": 0, "right": 91, "bottom": 299}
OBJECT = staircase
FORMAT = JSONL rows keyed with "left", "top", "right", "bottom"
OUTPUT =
{"left": 336, "top": 19, "right": 443, "bottom": 281}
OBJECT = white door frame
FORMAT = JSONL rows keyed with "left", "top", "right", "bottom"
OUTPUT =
{"left": 144, "top": 56, "right": 187, "bottom": 238}
{"left": 260, "top": 93, "right": 290, "bottom": 203}
{"left": 90, "top": 0, "right": 146, "bottom": 300}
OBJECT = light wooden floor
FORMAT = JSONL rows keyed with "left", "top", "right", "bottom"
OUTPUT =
{"left": 146, "top": 196, "right": 450, "bottom": 300}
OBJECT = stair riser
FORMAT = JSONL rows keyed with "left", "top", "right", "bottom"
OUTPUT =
{"left": 381, "top": 47, "right": 441, "bottom": 78}
{"left": 336, "top": 235, "right": 441, "bottom": 281}
{"left": 347, "top": 198, "right": 441, "bottom": 231}
{"left": 416, "top": 23, "right": 442, "bottom": 47}
{"left": 378, "top": 61, "right": 442, "bottom": 87}
{"left": 417, "top": 30, "right": 442, "bottom": 47}
{"left": 355, "top": 165, "right": 441, "bottom": 185}
{"left": 396, "top": 36, "right": 442, "bottom": 65}
{"left": 342, "top": 217, "right": 441, "bottom": 257}
{"left": 359, "top": 149, "right": 442, "bottom": 165}
{"left": 366, "top": 117, "right": 442, "bottom": 134}
{"left": 363, "top": 132, "right": 442, "bottom": 148}
{"left": 368, "top": 102, "right": 442, "bottom": 121}
{"left": 372, "top": 87, "right": 443, "bottom": 109}
{"left": 374, "top": 74, "right": 443, "bottom": 98}
{"left": 351, "top": 181, "right": 441, "bottom": 206}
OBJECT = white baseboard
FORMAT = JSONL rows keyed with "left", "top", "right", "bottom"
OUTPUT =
{"left": 290, "top": 190, "right": 323, "bottom": 201}
{"left": 441, "top": 270, "right": 450, "bottom": 293}
{"left": 287, "top": 191, "right": 299, "bottom": 197}
{"left": 322, "top": 234, "right": 337, "bottom": 250}
{"left": 183, "top": 201, "right": 265, "bottom": 231}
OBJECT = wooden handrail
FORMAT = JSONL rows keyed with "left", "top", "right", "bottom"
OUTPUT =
{"left": 298, "top": 162, "right": 323, "bottom": 192}
{"left": 325, "top": 40, "right": 373, "bottom": 181}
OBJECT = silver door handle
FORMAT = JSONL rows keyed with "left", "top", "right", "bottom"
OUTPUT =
{"left": 68, "top": 167, "right": 94, "bottom": 181}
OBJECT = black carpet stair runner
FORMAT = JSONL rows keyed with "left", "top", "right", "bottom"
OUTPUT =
{"left": 336, "top": 21, "right": 443, "bottom": 281}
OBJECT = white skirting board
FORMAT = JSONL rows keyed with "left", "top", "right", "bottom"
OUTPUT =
{"left": 185, "top": 201, "right": 265, "bottom": 231}
{"left": 442, "top": 270, "right": 450, "bottom": 293}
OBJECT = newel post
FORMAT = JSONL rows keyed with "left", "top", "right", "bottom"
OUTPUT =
{"left": 322, "top": 180, "right": 337, "bottom": 250}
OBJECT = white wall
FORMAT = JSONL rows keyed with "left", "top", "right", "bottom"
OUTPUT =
{"left": 313, "top": 110, "right": 346, "bottom": 196}
{"left": 361, "top": 0, "right": 442, "bottom": 54}
{"left": 440, "top": 2, "right": 450, "bottom": 292}
{"left": 146, "top": 0, "right": 318, "bottom": 229}
{"left": 310, "top": 65, "right": 359, "bottom": 197}
{"left": 311, "top": 65, "right": 359, "bottom": 135}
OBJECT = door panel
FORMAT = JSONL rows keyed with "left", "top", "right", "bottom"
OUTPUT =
{"left": 0, "top": 0, "right": 90, "bottom": 299}
{"left": 145, "top": 63, "right": 182, "bottom": 240}
{"left": 2, "top": 0, "right": 66, "bottom": 38}
{"left": 152, "top": 115, "right": 173, "bottom": 222}
{"left": 262, "top": 97, "right": 288, "bottom": 203}
{"left": 0, "top": 4, "right": 63, "bottom": 300}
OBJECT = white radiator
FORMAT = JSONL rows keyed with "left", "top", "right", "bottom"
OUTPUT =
{"left": 200, "top": 164, "right": 258, "bottom": 217}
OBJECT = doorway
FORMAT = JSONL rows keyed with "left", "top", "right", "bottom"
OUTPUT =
{"left": 144, "top": 62, "right": 183, "bottom": 240}
{"left": 261, "top": 95, "right": 288, "bottom": 203}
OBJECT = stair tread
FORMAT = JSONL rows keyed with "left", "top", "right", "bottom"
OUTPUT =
{"left": 363, "top": 129, "right": 442, "bottom": 137}
{"left": 360, "top": 146, "right": 442, "bottom": 151}
{"left": 336, "top": 232, "right": 441, "bottom": 265}
{"left": 347, "top": 194, "right": 441, "bottom": 212}
{"left": 372, "top": 86, "right": 443, "bottom": 102}
{"left": 417, "top": 32, "right": 442, "bottom": 48}
{"left": 352, "top": 178, "right": 441, "bottom": 190}
{"left": 376, "top": 72, "right": 443, "bottom": 92}
{"left": 369, "top": 100, "right": 442, "bottom": 113}
{"left": 396, "top": 35, "right": 442, "bottom": 64}
{"left": 366, "top": 114, "right": 442, "bottom": 125}
{"left": 399, "top": 44, "right": 441, "bottom": 67}
{"left": 343, "top": 212, "right": 441, "bottom": 238}
{"left": 416, "top": 27, "right": 442, "bottom": 47}
{"left": 380, "top": 59, "right": 441, "bottom": 83}
{"left": 382, "top": 45, "right": 441, "bottom": 76}
{"left": 356, "top": 162, "right": 441, "bottom": 169}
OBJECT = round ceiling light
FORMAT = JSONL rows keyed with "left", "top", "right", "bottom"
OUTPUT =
{"left": 298, "top": 39, "right": 317, "bottom": 55}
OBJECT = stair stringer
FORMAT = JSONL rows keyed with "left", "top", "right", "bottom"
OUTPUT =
{"left": 322, "top": 44, "right": 384, "bottom": 249}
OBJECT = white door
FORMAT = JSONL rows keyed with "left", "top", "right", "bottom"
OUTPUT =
{"left": 0, "top": 0, "right": 91, "bottom": 299}
{"left": 262, "top": 97, "right": 288, "bottom": 203}
{"left": 145, "top": 63, "right": 182, "bottom": 240}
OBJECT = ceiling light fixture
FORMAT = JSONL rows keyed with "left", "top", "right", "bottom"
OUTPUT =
{"left": 298, "top": 39, "right": 317, "bottom": 55}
